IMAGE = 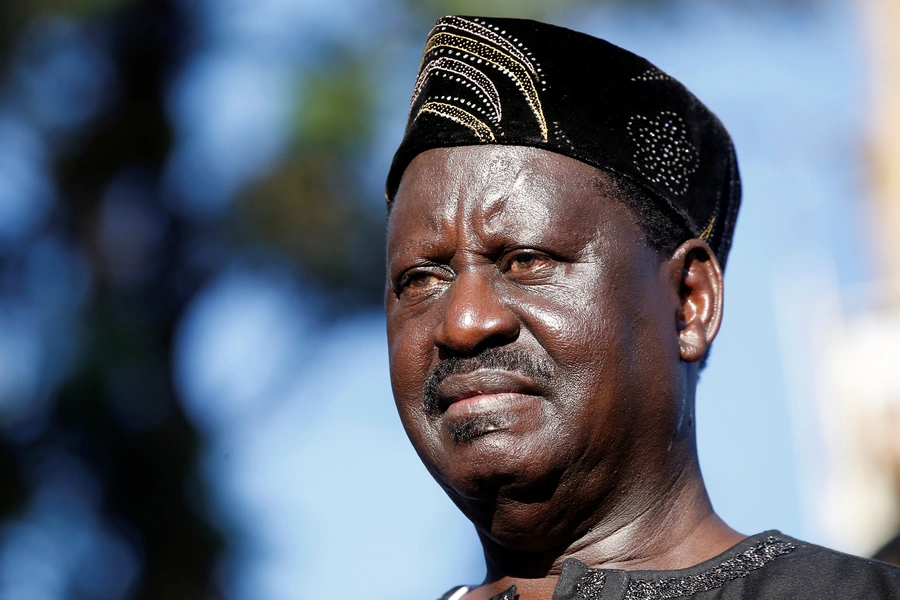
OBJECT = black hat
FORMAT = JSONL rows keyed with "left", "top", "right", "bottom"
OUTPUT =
{"left": 386, "top": 16, "right": 741, "bottom": 266}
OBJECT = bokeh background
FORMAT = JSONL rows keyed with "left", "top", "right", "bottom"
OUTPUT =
{"left": 0, "top": 0, "right": 899, "bottom": 598}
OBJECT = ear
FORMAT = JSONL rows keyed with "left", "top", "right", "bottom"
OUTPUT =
{"left": 668, "top": 239, "right": 724, "bottom": 363}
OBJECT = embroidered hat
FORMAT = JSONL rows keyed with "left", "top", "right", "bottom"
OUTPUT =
{"left": 386, "top": 16, "right": 741, "bottom": 266}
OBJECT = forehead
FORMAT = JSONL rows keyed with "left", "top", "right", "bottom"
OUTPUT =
{"left": 387, "top": 145, "right": 636, "bottom": 253}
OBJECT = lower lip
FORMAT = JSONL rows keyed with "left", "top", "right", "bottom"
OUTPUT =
{"left": 443, "top": 392, "right": 540, "bottom": 420}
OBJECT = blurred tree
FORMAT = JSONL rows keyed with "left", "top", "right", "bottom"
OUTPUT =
{"left": 240, "top": 56, "right": 386, "bottom": 305}
{"left": 0, "top": 0, "right": 225, "bottom": 598}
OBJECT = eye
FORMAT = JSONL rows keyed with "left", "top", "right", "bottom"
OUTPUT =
{"left": 505, "top": 250, "right": 552, "bottom": 274}
{"left": 398, "top": 268, "right": 448, "bottom": 296}
{"left": 405, "top": 272, "right": 439, "bottom": 288}
{"left": 509, "top": 253, "right": 539, "bottom": 271}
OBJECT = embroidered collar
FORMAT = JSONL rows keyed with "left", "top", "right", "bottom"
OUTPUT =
{"left": 447, "top": 532, "right": 796, "bottom": 600}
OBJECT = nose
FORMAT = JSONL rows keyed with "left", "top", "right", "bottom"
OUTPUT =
{"left": 434, "top": 271, "right": 520, "bottom": 354}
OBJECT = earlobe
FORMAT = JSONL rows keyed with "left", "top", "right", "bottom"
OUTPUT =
{"left": 670, "top": 239, "right": 724, "bottom": 363}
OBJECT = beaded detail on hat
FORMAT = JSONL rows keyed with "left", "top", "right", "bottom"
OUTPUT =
{"left": 631, "top": 66, "right": 674, "bottom": 82}
{"left": 409, "top": 16, "right": 548, "bottom": 144}
{"left": 627, "top": 111, "right": 699, "bottom": 197}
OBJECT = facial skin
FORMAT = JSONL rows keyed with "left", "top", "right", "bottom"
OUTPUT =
{"left": 386, "top": 146, "right": 737, "bottom": 595}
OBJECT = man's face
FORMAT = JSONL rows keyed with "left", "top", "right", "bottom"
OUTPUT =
{"left": 385, "top": 145, "right": 686, "bottom": 545}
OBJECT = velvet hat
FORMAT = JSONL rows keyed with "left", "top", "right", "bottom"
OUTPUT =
{"left": 386, "top": 16, "right": 741, "bottom": 265}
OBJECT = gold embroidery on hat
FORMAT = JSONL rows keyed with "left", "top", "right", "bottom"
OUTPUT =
{"left": 410, "top": 57, "right": 502, "bottom": 122}
{"left": 423, "top": 32, "right": 547, "bottom": 141}
{"left": 428, "top": 16, "right": 539, "bottom": 77}
{"left": 417, "top": 101, "right": 496, "bottom": 142}
{"left": 699, "top": 215, "right": 716, "bottom": 241}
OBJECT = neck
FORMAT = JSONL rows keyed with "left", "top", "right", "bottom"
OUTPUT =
{"left": 471, "top": 458, "right": 745, "bottom": 600}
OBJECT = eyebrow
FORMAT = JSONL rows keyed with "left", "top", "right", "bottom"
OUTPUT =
{"left": 387, "top": 237, "right": 454, "bottom": 261}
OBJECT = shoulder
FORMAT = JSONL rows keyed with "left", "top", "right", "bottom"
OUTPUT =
{"left": 745, "top": 532, "right": 900, "bottom": 598}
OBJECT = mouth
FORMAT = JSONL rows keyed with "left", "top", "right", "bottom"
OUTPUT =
{"left": 436, "top": 369, "right": 544, "bottom": 412}
{"left": 431, "top": 370, "right": 545, "bottom": 442}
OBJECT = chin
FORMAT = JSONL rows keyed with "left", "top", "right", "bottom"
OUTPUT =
{"left": 445, "top": 413, "right": 514, "bottom": 444}
{"left": 465, "top": 483, "right": 590, "bottom": 556}
{"left": 429, "top": 429, "right": 623, "bottom": 554}
{"left": 436, "top": 440, "right": 571, "bottom": 517}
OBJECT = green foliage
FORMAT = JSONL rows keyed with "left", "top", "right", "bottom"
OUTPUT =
{"left": 240, "top": 149, "right": 386, "bottom": 304}
{"left": 3, "top": 0, "right": 131, "bottom": 21}
{"left": 411, "top": 0, "right": 575, "bottom": 21}
{"left": 400, "top": 0, "right": 676, "bottom": 24}
{"left": 295, "top": 59, "right": 374, "bottom": 152}
{"left": 249, "top": 51, "right": 384, "bottom": 303}
{"left": 39, "top": 0, "right": 132, "bottom": 15}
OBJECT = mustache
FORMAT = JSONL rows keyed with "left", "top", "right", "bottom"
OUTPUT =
{"left": 423, "top": 347, "right": 554, "bottom": 416}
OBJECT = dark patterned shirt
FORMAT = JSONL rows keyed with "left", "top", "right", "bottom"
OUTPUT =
{"left": 438, "top": 531, "right": 900, "bottom": 600}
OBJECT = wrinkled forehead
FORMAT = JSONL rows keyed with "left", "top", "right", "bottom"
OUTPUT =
{"left": 387, "top": 145, "right": 625, "bottom": 253}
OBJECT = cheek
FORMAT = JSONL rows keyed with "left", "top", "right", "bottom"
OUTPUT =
{"left": 515, "top": 273, "right": 653, "bottom": 435}
{"left": 517, "top": 277, "right": 623, "bottom": 372}
{"left": 512, "top": 291, "right": 619, "bottom": 437}
{"left": 386, "top": 326, "right": 449, "bottom": 476}
{"left": 387, "top": 313, "right": 434, "bottom": 422}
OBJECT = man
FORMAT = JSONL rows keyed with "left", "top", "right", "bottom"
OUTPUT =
{"left": 383, "top": 16, "right": 900, "bottom": 600}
